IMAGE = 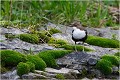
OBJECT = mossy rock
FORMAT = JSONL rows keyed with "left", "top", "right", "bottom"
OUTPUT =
{"left": 18, "top": 34, "right": 39, "bottom": 44}
{"left": 86, "top": 35, "right": 120, "bottom": 48}
{"left": 55, "top": 74, "right": 65, "bottom": 79}
{"left": 0, "top": 50, "right": 27, "bottom": 67}
{"left": 58, "top": 44, "right": 92, "bottom": 51}
{"left": 17, "top": 62, "right": 30, "bottom": 77}
{"left": 48, "top": 38, "right": 68, "bottom": 46}
{"left": 38, "top": 50, "right": 71, "bottom": 68}
{"left": 101, "top": 54, "right": 119, "bottom": 66}
{"left": 96, "top": 59, "right": 112, "bottom": 75}
{"left": 27, "top": 55, "right": 46, "bottom": 70}
{"left": 37, "top": 32, "right": 50, "bottom": 43}
{"left": 26, "top": 61, "right": 35, "bottom": 72}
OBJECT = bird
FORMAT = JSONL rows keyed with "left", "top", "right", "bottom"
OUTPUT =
{"left": 69, "top": 21, "right": 88, "bottom": 52}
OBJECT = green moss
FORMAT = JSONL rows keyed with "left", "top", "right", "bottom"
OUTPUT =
{"left": 38, "top": 50, "right": 71, "bottom": 68}
{"left": 26, "top": 62, "right": 35, "bottom": 72}
{"left": 86, "top": 35, "right": 120, "bottom": 48}
{"left": 17, "top": 62, "right": 30, "bottom": 76}
{"left": 38, "top": 52, "right": 57, "bottom": 68}
{"left": 48, "top": 38, "right": 68, "bottom": 46}
{"left": 37, "top": 32, "right": 50, "bottom": 43}
{"left": 58, "top": 44, "right": 92, "bottom": 51}
{"left": 0, "top": 50, "right": 27, "bottom": 67}
{"left": 101, "top": 55, "right": 119, "bottom": 66}
{"left": 49, "top": 28, "right": 62, "bottom": 35}
{"left": 56, "top": 74, "right": 65, "bottom": 79}
{"left": 18, "top": 34, "right": 39, "bottom": 44}
{"left": 27, "top": 55, "right": 46, "bottom": 70}
{"left": 96, "top": 59, "right": 112, "bottom": 75}
{"left": 5, "top": 34, "right": 16, "bottom": 39}
{"left": 114, "top": 52, "right": 120, "bottom": 57}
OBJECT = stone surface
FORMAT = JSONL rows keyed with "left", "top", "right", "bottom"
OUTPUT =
{"left": 0, "top": 35, "right": 7, "bottom": 41}
{"left": 87, "top": 57, "right": 97, "bottom": 66}
{"left": 45, "top": 68, "right": 79, "bottom": 74}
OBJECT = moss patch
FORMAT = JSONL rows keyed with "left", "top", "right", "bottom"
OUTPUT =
{"left": 96, "top": 59, "right": 112, "bottom": 75}
{"left": 27, "top": 55, "right": 46, "bottom": 70}
{"left": 37, "top": 32, "right": 50, "bottom": 43}
{"left": 114, "top": 52, "right": 120, "bottom": 57}
{"left": 58, "top": 44, "right": 92, "bottom": 51}
{"left": 55, "top": 74, "right": 65, "bottom": 79}
{"left": 49, "top": 28, "right": 62, "bottom": 35}
{"left": 86, "top": 35, "right": 120, "bottom": 48}
{"left": 38, "top": 50, "right": 72, "bottom": 68}
{"left": 48, "top": 38, "right": 68, "bottom": 46}
{"left": 101, "top": 55, "right": 119, "bottom": 66}
{"left": 0, "top": 50, "right": 27, "bottom": 67}
{"left": 18, "top": 34, "right": 39, "bottom": 44}
{"left": 17, "top": 62, "right": 30, "bottom": 77}
{"left": 26, "top": 62, "right": 35, "bottom": 72}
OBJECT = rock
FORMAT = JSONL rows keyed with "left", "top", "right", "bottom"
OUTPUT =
{"left": 45, "top": 68, "right": 79, "bottom": 74}
{"left": 87, "top": 57, "right": 97, "bottom": 66}
{"left": 42, "top": 46, "right": 55, "bottom": 51}
{"left": 52, "top": 33, "right": 74, "bottom": 44}
{"left": 112, "top": 66, "right": 119, "bottom": 74}
{"left": 0, "top": 35, "right": 7, "bottom": 41}
{"left": 22, "top": 73, "right": 49, "bottom": 79}
{"left": 0, "top": 27, "right": 25, "bottom": 35}
{"left": 1, "top": 70, "right": 19, "bottom": 80}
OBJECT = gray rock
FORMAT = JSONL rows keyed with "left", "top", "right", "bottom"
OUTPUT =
{"left": 45, "top": 68, "right": 79, "bottom": 74}
{"left": 0, "top": 35, "right": 7, "bottom": 41}
{"left": 112, "top": 66, "right": 119, "bottom": 74}
{"left": 22, "top": 73, "right": 48, "bottom": 79}
{"left": 0, "top": 27, "right": 25, "bottom": 35}
{"left": 87, "top": 57, "right": 97, "bottom": 66}
{"left": 42, "top": 46, "right": 55, "bottom": 51}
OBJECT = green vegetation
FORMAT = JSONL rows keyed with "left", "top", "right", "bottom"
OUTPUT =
{"left": 38, "top": 50, "right": 72, "bottom": 68}
{"left": 101, "top": 55, "right": 119, "bottom": 66}
{"left": 26, "top": 62, "right": 35, "bottom": 72}
{"left": 56, "top": 74, "right": 65, "bottom": 79}
{"left": 5, "top": 34, "right": 16, "bottom": 39}
{"left": 48, "top": 38, "right": 68, "bottom": 46}
{"left": 0, "top": 50, "right": 27, "bottom": 67}
{"left": 18, "top": 34, "right": 39, "bottom": 44}
{"left": 17, "top": 62, "right": 30, "bottom": 76}
{"left": 37, "top": 32, "right": 50, "bottom": 43}
{"left": 114, "top": 52, "right": 120, "bottom": 57}
{"left": 1, "top": 1, "right": 118, "bottom": 28}
{"left": 86, "top": 35, "right": 120, "bottom": 48}
{"left": 58, "top": 44, "right": 92, "bottom": 51}
{"left": 96, "top": 59, "right": 112, "bottom": 75}
{"left": 27, "top": 55, "right": 46, "bottom": 70}
{"left": 49, "top": 28, "right": 62, "bottom": 35}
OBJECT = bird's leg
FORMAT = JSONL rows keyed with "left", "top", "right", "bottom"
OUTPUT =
{"left": 82, "top": 42, "right": 84, "bottom": 52}
{"left": 75, "top": 42, "right": 77, "bottom": 52}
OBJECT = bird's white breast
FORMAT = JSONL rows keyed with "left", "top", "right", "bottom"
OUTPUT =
{"left": 73, "top": 29, "right": 86, "bottom": 39}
